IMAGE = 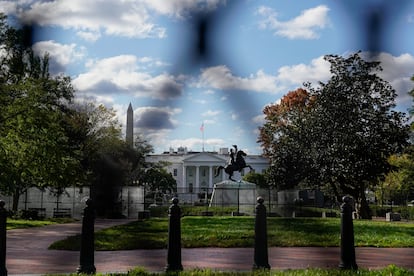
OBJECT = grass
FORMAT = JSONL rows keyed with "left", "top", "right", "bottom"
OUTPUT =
{"left": 6, "top": 217, "right": 77, "bottom": 230}
{"left": 7, "top": 219, "right": 57, "bottom": 230}
{"left": 47, "top": 265, "right": 414, "bottom": 275}
{"left": 49, "top": 217, "right": 414, "bottom": 250}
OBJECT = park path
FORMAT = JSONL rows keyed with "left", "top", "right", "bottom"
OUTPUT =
{"left": 5, "top": 219, "right": 414, "bottom": 274}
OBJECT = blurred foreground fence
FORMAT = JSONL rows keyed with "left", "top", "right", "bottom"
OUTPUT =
{"left": 0, "top": 185, "right": 341, "bottom": 219}
{"left": 4, "top": 184, "right": 414, "bottom": 220}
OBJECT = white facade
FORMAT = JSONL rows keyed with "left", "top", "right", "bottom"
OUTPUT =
{"left": 145, "top": 148, "right": 269, "bottom": 192}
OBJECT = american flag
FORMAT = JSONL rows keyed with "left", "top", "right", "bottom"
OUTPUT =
{"left": 200, "top": 122, "right": 204, "bottom": 132}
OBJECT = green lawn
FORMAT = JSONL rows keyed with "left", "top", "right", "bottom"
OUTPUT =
{"left": 7, "top": 219, "right": 57, "bottom": 230}
{"left": 49, "top": 217, "right": 414, "bottom": 250}
{"left": 49, "top": 265, "right": 413, "bottom": 276}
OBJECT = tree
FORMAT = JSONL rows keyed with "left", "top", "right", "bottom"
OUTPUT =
{"left": 66, "top": 102, "right": 156, "bottom": 217}
{"left": 379, "top": 74, "right": 414, "bottom": 205}
{"left": 259, "top": 52, "right": 409, "bottom": 218}
{"left": 139, "top": 167, "right": 177, "bottom": 205}
{"left": 0, "top": 15, "right": 80, "bottom": 210}
{"left": 258, "top": 88, "right": 315, "bottom": 190}
{"left": 377, "top": 154, "right": 414, "bottom": 205}
{"left": 243, "top": 171, "right": 268, "bottom": 189}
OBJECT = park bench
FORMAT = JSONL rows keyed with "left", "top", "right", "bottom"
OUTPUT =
{"left": 22, "top": 208, "right": 46, "bottom": 220}
{"left": 386, "top": 212, "right": 401, "bottom": 221}
{"left": 28, "top": 208, "right": 46, "bottom": 219}
{"left": 53, "top": 208, "right": 72, "bottom": 218}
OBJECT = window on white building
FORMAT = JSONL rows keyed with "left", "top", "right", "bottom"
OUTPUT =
{"left": 173, "top": 168, "right": 177, "bottom": 176}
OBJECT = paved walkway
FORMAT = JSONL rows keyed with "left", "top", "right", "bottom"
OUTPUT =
{"left": 5, "top": 219, "right": 414, "bottom": 274}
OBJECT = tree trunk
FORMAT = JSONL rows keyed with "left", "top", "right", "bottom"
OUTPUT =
{"left": 357, "top": 192, "right": 372, "bottom": 219}
{"left": 12, "top": 191, "right": 20, "bottom": 212}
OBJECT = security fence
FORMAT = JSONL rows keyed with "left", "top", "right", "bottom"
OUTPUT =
{"left": 0, "top": 187, "right": 90, "bottom": 219}
{"left": 147, "top": 187, "right": 334, "bottom": 217}
{"left": 0, "top": 185, "right": 337, "bottom": 219}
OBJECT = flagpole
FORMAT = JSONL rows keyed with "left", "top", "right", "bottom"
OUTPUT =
{"left": 200, "top": 122, "right": 205, "bottom": 152}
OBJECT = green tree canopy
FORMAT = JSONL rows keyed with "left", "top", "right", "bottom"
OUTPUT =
{"left": 140, "top": 167, "right": 177, "bottom": 194}
{"left": 0, "top": 14, "right": 80, "bottom": 210}
{"left": 259, "top": 52, "right": 410, "bottom": 218}
{"left": 379, "top": 74, "right": 414, "bottom": 204}
{"left": 242, "top": 172, "right": 268, "bottom": 189}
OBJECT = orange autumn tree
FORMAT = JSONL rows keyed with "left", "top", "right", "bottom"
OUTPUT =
{"left": 259, "top": 88, "right": 315, "bottom": 189}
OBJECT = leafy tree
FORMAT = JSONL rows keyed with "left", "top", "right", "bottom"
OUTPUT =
{"left": 0, "top": 15, "right": 79, "bottom": 210}
{"left": 243, "top": 171, "right": 268, "bottom": 189}
{"left": 259, "top": 88, "right": 315, "bottom": 190}
{"left": 139, "top": 167, "right": 177, "bottom": 205}
{"left": 66, "top": 102, "right": 155, "bottom": 217}
{"left": 377, "top": 154, "right": 414, "bottom": 205}
{"left": 379, "top": 74, "right": 414, "bottom": 205}
{"left": 259, "top": 52, "right": 409, "bottom": 218}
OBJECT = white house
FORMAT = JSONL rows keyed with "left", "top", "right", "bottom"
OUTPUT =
{"left": 145, "top": 147, "right": 269, "bottom": 193}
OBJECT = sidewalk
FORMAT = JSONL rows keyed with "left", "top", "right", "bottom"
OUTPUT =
{"left": 6, "top": 219, "right": 414, "bottom": 274}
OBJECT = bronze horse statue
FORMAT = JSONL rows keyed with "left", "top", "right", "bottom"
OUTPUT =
{"left": 215, "top": 150, "right": 253, "bottom": 181}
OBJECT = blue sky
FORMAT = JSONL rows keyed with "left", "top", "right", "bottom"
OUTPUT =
{"left": 2, "top": 0, "right": 414, "bottom": 154}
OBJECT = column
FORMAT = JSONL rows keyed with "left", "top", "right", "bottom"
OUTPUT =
{"left": 208, "top": 166, "right": 213, "bottom": 188}
{"left": 182, "top": 166, "right": 187, "bottom": 191}
{"left": 195, "top": 166, "right": 200, "bottom": 190}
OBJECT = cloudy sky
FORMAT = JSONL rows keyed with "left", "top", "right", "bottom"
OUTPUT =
{"left": 2, "top": 0, "right": 414, "bottom": 154}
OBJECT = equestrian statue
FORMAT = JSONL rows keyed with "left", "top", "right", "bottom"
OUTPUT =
{"left": 215, "top": 145, "right": 253, "bottom": 181}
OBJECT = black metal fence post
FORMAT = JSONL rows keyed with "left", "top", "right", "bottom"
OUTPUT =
{"left": 0, "top": 200, "right": 7, "bottom": 276}
{"left": 77, "top": 198, "right": 96, "bottom": 274}
{"left": 165, "top": 197, "right": 183, "bottom": 272}
{"left": 253, "top": 196, "right": 270, "bottom": 270}
{"left": 339, "top": 195, "right": 358, "bottom": 270}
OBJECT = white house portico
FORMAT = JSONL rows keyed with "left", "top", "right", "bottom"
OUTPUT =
{"left": 182, "top": 152, "right": 226, "bottom": 192}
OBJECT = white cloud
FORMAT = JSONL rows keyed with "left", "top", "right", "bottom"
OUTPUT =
{"left": 195, "top": 52, "right": 414, "bottom": 115}
{"left": 32, "top": 40, "right": 85, "bottom": 73}
{"left": 12, "top": 0, "right": 165, "bottom": 40}
{"left": 257, "top": 5, "right": 330, "bottom": 39}
{"left": 374, "top": 52, "right": 414, "bottom": 81}
{"left": 197, "top": 65, "right": 281, "bottom": 93}
{"left": 72, "top": 55, "right": 183, "bottom": 100}
{"left": 0, "top": 1, "right": 18, "bottom": 14}
{"left": 373, "top": 52, "right": 414, "bottom": 111}
{"left": 203, "top": 119, "right": 216, "bottom": 125}
{"left": 76, "top": 30, "right": 101, "bottom": 42}
{"left": 167, "top": 137, "right": 225, "bottom": 152}
{"left": 277, "top": 55, "right": 331, "bottom": 85}
{"left": 196, "top": 57, "right": 330, "bottom": 94}
{"left": 252, "top": 114, "right": 265, "bottom": 125}
{"left": 143, "top": 0, "right": 226, "bottom": 18}
{"left": 204, "top": 89, "right": 215, "bottom": 95}
{"left": 6, "top": 0, "right": 225, "bottom": 41}
{"left": 202, "top": 109, "right": 221, "bottom": 117}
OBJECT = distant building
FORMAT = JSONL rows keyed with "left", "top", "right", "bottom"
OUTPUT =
{"left": 145, "top": 147, "right": 269, "bottom": 193}
{"left": 125, "top": 104, "right": 269, "bottom": 191}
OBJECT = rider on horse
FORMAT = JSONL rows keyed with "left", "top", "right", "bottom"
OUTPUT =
{"left": 216, "top": 145, "right": 253, "bottom": 181}
{"left": 229, "top": 145, "right": 238, "bottom": 165}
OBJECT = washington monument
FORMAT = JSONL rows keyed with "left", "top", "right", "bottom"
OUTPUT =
{"left": 126, "top": 102, "right": 134, "bottom": 147}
